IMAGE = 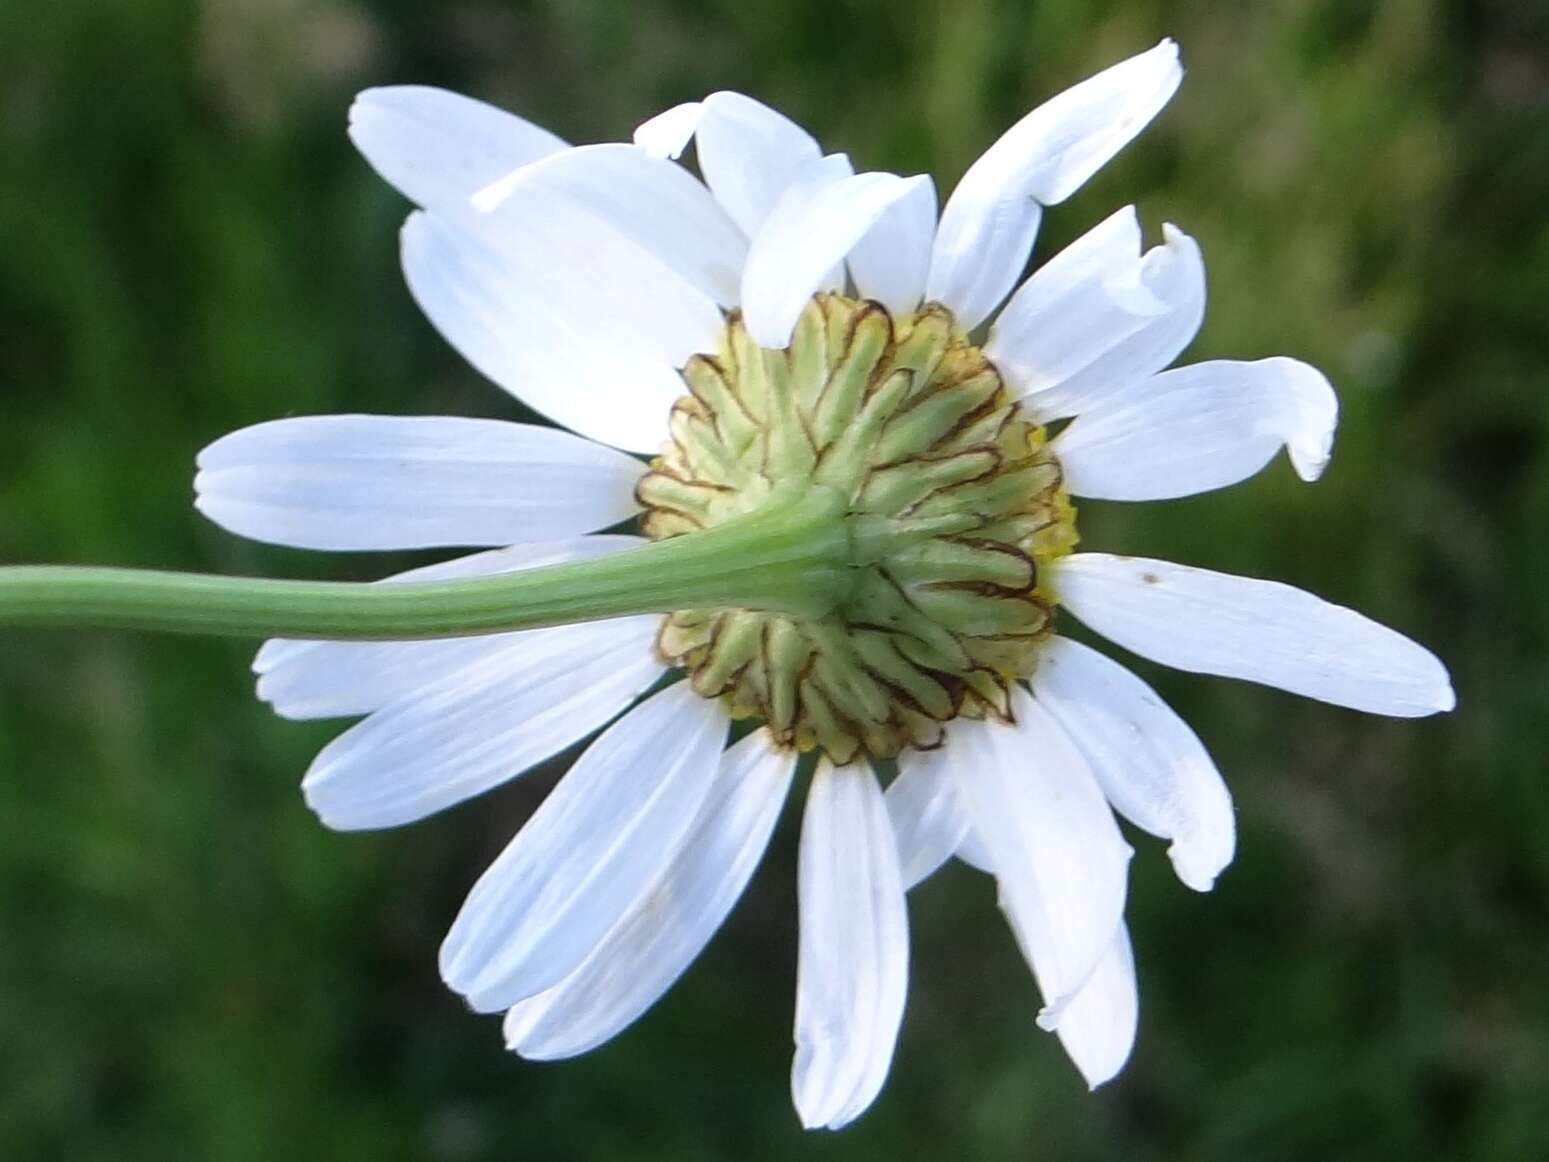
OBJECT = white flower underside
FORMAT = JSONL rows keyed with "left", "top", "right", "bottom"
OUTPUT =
{"left": 194, "top": 41, "right": 1456, "bottom": 1131}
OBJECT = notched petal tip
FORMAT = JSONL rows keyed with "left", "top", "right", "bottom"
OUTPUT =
{"left": 1167, "top": 839, "right": 1228, "bottom": 893}
{"left": 1256, "top": 356, "right": 1339, "bottom": 482}
{"left": 1421, "top": 667, "right": 1458, "bottom": 715}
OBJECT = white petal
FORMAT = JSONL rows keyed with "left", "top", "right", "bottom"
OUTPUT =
{"left": 194, "top": 415, "right": 643, "bottom": 552}
{"left": 472, "top": 143, "right": 747, "bottom": 307}
{"left": 792, "top": 762, "right": 909, "bottom": 1131}
{"left": 885, "top": 745, "right": 969, "bottom": 890}
{"left": 1029, "top": 223, "right": 1204, "bottom": 418}
{"left": 253, "top": 536, "right": 645, "bottom": 721}
{"left": 348, "top": 86, "right": 567, "bottom": 213}
{"left": 742, "top": 156, "right": 931, "bottom": 348}
{"left": 1052, "top": 554, "right": 1457, "bottom": 716}
{"left": 440, "top": 683, "right": 726, "bottom": 1012}
{"left": 633, "top": 101, "right": 702, "bottom": 159}
{"left": 847, "top": 177, "right": 938, "bottom": 317}
{"left": 1044, "top": 924, "right": 1138, "bottom": 1089}
{"left": 1053, "top": 357, "right": 1338, "bottom": 500}
{"left": 1032, "top": 636, "right": 1234, "bottom": 891}
{"left": 692, "top": 91, "right": 823, "bottom": 237}
{"left": 955, "top": 827, "right": 995, "bottom": 874}
{"left": 504, "top": 733, "right": 796, "bottom": 1060}
{"left": 987, "top": 215, "right": 1205, "bottom": 417}
{"left": 927, "top": 40, "right": 1183, "bottom": 328}
{"left": 925, "top": 196, "right": 1041, "bottom": 334}
{"left": 400, "top": 207, "right": 716, "bottom": 453}
{"left": 951, "top": 691, "right": 1131, "bottom": 1014}
{"left": 301, "top": 614, "right": 663, "bottom": 831}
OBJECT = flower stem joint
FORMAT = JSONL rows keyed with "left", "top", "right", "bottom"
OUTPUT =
{"left": 640, "top": 293, "right": 1078, "bottom": 763}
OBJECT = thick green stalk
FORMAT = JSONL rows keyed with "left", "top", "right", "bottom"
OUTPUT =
{"left": 0, "top": 483, "right": 851, "bottom": 640}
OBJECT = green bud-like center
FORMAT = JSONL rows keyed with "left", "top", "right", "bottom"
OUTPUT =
{"left": 639, "top": 294, "right": 1078, "bottom": 763}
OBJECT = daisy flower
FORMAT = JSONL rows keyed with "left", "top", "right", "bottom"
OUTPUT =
{"left": 188, "top": 40, "right": 1454, "bottom": 1129}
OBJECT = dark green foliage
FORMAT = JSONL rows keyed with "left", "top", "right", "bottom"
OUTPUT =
{"left": 2, "top": 1, "right": 1545, "bottom": 1157}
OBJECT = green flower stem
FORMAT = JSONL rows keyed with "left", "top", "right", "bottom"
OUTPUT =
{"left": 0, "top": 482, "right": 851, "bottom": 640}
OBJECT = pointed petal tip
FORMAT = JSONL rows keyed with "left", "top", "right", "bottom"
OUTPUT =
{"left": 1080, "top": 1065, "right": 1123, "bottom": 1092}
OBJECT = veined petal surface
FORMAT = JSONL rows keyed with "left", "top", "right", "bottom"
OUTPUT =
{"left": 254, "top": 536, "right": 646, "bottom": 721}
{"left": 473, "top": 143, "right": 747, "bottom": 307}
{"left": 1053, "top": 554, "right": 1456, "bottom": 716}
{"left": 690, "top": 91, "right": 823, "bottom": 237}
{"left": 348, "top": 85, "right": 567, "bottom": 213}
{"left": 1054, "top": 357, "right": 1338, "bottom": 500}
{"left": 742, "top": 155, "right": 930, "bottom": 347}
{"left": 504, "top": 733, "right": 796, "bottom": 1059}
{"left": 400, "top": 206, "right": 718, "bottom": 452}
{"left": 440, "top": 683, "right": 726, "bottom": 1013}
{"left": 847, "top": 177, "right": 938, "bottom": 318}
{"left": 300, "top": 614, "right": 663, "bottom": 831}
{"left": 1044, "top": 923, "right": 1138, "bottom": 1089}
{"left": 952, "top": 689, "right": 1131, "bottom": 1015}
{"left": 194, "top": 415, "right": 643, "bottom": 551}
{"left": 792, "top": 763, "right": 909, "bottom": 1131}
{"left": 1031, "top": 635, "right": 1234, "bottom": 891}
{"left": 926, "top": 40, "right": 1183, "bottom": 328}
{"left": 886, "top": 734, "right": 972, "bottom": 891}
{"left": 988, "top": 215, "right": 1205, "bottom": 418}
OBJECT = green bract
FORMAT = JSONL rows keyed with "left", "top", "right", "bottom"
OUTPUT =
{"left": 642, "top": 294, "right": 1078, "bottom": 762}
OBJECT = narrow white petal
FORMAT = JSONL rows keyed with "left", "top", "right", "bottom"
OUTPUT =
{"left": 988, "top": 205, "right": 1148, "bottom": 364}
{"left": 634, "top": 101, "right": 702, "bottom": 159}
{"left": 743, "top": 156, "right": 931, "bottom": 348}
{"left": 504, "top": 733, "right": 796, "bottom": 1059}
{"left": 847, "top": 177, "right": 938, "bottom": 317}
{"left": 1052, "top": 554, "right": 1457, "bottom": 716}
{"left": 454, "top": 186, "right": 728, "bottom": 373}
{"left": 1025, "top": 223, "right": 1205, "bottom": 418}
{"left": 885, "top": 745, "right": 969, "bottom": 890}
{"left": 987, "top": 215, "right": 1205, "bottom": 417}
{"left": 952, "top": 691, "right": 1132, "bottom": 1014}
{"left": 927, "top": 40, "right": 1183, "bottom": 328}
{"left": 301, "top": 614, "right": 663, "bottom": 831}
{"left": 1044, "top": 924, "right": 1138, "bottom": 1089}
{"left": 792, "top": 763, "right": 909, "bottom": 1131}
{"left": 400, "top": 207, "right": 715, "bottom": 453}
{"left": 194, "top": 415, "right": 642, "bottom": 552}
{"left": 347, "top": 86, "right": 567, "bottom": 213}
{"left": 692, "top": 91, "right": 823, "bottom": 237}
{"left": 472, "top": 143, "right": 747, "bottom": 307}
{"left": 253, "top": 536, "right": 644, "bottom": 721}
{"left": 1032, "top": 636, "right": 1234, "bottom": 891}
{"left": 925, "top": 197, "right": 1041, "bottom": 333}
{"left": 440, "top": 684, "right": 726, "bottom": 1012}
{"left": 1054, "top": 357, "right": 1338, "bottom": 500}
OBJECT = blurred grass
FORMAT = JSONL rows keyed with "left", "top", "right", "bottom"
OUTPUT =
{"left": 2, "top": 0, "right": 1547, "bottom": 1158}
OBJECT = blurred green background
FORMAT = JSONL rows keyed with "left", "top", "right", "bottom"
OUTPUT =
{"left": 2, "top": 0, "right": 1547, "bottom": 1158}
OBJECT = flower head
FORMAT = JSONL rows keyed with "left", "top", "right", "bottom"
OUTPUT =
{"left": 193, "top": 39, "right": 1453, "bottom": 1130}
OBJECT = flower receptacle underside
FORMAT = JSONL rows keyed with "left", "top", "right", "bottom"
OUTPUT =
{"left": 639, "top": 294, "right": 1078, "bottom": 763}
